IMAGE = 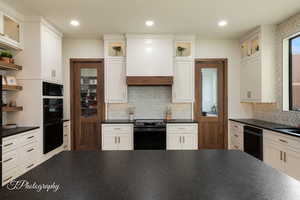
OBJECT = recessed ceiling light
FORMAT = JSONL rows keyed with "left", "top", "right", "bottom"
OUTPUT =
{"left": 218, "top": 20, "right": 228, "bottom": 27}
{"left": 70, "top": 20, "right": 80, "bottom": 27}
{"left": 145, "top": 20, "right": 154, "bottom": 27}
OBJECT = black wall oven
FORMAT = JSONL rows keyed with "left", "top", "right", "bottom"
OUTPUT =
{"left": 244, "top": 126, "right": 263, "bottom": 161}
{"left": 43, "top": 98, "right": 63, "bottom": 154}
{"left": 43, "top": 82, "right": 63, "bottom": 96}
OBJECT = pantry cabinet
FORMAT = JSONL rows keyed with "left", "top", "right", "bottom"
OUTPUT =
{"left": 41, "top": 23, "right": 63, "bottom": 84}
{"left": 102, "top": 124, "right": 133, "bottom": 150}
{"left": 104, "top": 35, "right": 127, "bottom": 103}
{"left": 264, "top": 130, "right": 300, "bottom": 181}
{"left": 2, "top": 129, "right": 40, "bottom": 186}
{"left": 167, "top": 124, "right": 198, "bottom": 150}
{"left": 172, "top": 60, "right": 194, "bottom": 102}
{"left": 240, "top": 25, "right": 276, "bottom": 103}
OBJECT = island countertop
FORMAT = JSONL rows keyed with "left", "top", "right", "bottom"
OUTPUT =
{"left": 1, "top": 150, "right": 300, "bottom": 200}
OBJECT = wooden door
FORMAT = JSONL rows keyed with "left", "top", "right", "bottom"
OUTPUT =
{"left": 71, "top": 59, "right": 105, "bottom": 150}
{"left": 195, "top": 59, "right": 228, "bottom": 149}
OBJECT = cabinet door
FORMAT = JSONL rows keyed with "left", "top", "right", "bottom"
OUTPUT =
{"left": 173, "top": 61, "right": 194, "bottom": 102}
{"left": 55, "top": 35, "right": 62, "bottom": 83}
{"left": 118, "top": 134, "right": 132, "bottom": 150}
{"left": 167, "top": 134, "right": 182, "bottom": 150}
{"left": 181, "top": 134, "right": 197, "bottom": 150}
{"left": 264, "top": 142, "right": 285, "bottom": 172}
{"left": 285, "top": 149, "right": 300, "bottom": 181}
{"left": 41, "top": 25, "right": 52, "bottom": 81}
{"left": 102, "top": 134, "right": 118, "bottom": 150}
{"left": 105, "top": 60, "right": 127, "bottom": 103}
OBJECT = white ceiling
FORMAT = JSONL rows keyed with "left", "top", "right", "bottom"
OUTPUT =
{"left": 3, "top": 0, "right": 300, "bottom": 39}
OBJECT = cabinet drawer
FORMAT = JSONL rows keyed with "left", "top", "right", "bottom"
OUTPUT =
{"left": 20, "top": 131, "right": 37, "bottom": 145}
{"left": 230, "top": 121, "right": 243, "bottom": 133}
{"left": 2, "top": 150, "right": 18, "bottom": 172}
{"left": 2, "top": 168, "right": 18, "bottom": 186}
{"left": 264, "top": 130, "right": 300, "bottom": 151}
{"left": 3, "top": 137, "right": 19, "bottom": 153}
{"left": 21, "top": 160, "right": 36, "bottom": 174}
{"left": 21, "top": 142, "right": 37, "bottom": 161}
{"left": 102, "top": 124, "right": 132, "bottom": 134}
{"left": 167, "top": 124, "right": 197, "bottom": 133}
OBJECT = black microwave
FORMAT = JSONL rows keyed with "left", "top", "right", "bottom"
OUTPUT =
{"left": 43, "top": 82, "right": 63, "bottom": 96}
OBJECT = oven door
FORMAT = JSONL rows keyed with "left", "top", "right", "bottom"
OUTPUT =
{"left": 43, "top": 121, "right": 63, "bottom": 154}
{"left": 43, "top": 82, "right": 63, "bottom": 96}
{"left": 134, "top": 128, "right": 166, "bottom": 150}
{"left": 43, "top": 98, "right": 63, "bottom": 123}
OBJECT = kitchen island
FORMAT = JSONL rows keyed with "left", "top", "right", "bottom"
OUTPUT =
{"left": 1, "top": 150, "right": 300, "bottom": 200}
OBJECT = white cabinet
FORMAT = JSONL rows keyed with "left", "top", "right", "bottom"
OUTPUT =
{"left": 229, "top": 121, "right": 244, "bottom": 151}
{"left": 41, "top": 23, "right": 63, "bottom": 83}
{"left": 105, "top": 59, "right": 127, "bottom": 103}
{"left": 2, "top": 129, "right": 40, "bottom": 186}
{"left": 264, "top": 130, "right": 300, "bottom": 181}
{"left": 172, "top": 60, "right": 194, "bottom": 102}
{"left": 126, "top": 34, "right": 174, "bottom": 76}
{"left": 102, "top": 124, "right": 133, "bottom": 150}
{"left": 240, "top": 25, "right": 276, "bottom": 103}
{"left": 0, "top": 12, "right": 23, "bottom": 50}
{"left": 63, "top": 121, "right": 71, "bottom": 150}
{"left": 167, "top": 124, "right": 198, "bottom": 150}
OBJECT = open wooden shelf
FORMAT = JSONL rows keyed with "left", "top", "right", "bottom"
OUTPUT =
{"left": 2, "top": 106, "right": 23, "bottom": 112}
{"left": 0, "top": 61, "right": 22, "bottom": 71}
{"left": 2, "top": 85, "right": 23, "bottom": 91}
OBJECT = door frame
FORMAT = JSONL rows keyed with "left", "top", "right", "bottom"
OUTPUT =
{"left": 194, "top": 58, "right": 228, "bottom": 149}
{"left": 70, "top": 58, "right": 105, "bottom": 150}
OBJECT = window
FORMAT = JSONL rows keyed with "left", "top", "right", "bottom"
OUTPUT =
{"left": 289, "top": 35, "right": 300, "bottom": 111}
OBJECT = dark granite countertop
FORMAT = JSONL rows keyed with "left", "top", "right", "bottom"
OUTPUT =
{"left": 2, "top": 126, "right": 40, "bottom": 138}
{"left": 230, "top": 119, "right": 300, "bottom": 137}
{"left": 1, "top": 151, "right": 300, "bottom": 200}
{"left": 102, "top": 119, "right": 197, "bottom": 124}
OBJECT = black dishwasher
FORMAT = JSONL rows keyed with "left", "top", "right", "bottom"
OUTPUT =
{"left": 244, "top": 126, "right": 263, "bottom": 160}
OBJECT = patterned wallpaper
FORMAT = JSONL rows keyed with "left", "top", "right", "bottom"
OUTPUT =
{"left": 252, "top": 12, "right": 300, "bottom": 127}
{"left": 107, "top": 86, "right": 193, "bottom": 120}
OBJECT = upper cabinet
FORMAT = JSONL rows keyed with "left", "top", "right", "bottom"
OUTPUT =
{"left": 104, "top": 35, "right": 127, "bottom": 103}
{"left": 240, "top": 25, "right": 276, "bottom": 103}
{"left": 126, "top": 34, "right": 173, "bottom": 76}
{"left": 0, "top": 12, "right": 23, "bottom": 50}
{"left": 172, "top": 35, "right": 195, "bottom": 103}
{"left": 41, "top": 23, "right": 63, "bottom": 84}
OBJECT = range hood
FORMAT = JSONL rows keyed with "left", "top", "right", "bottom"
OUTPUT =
{"left": 127, "top": 76, "right": 173, "bottom": 86}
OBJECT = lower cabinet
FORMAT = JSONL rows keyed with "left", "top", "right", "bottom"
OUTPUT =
{"left": 264, "top": 130, "right": 300, "bottom": 181}
{"left": 167, "top": 124, "right": 198, "bottom": 150}
{"left": 102, "top": 124, "right": 133, "bottom": 150}
{"left": 2, "top": 129, "right": 40, "bottom": 186}
{"left": 229, "top": 121, "right": 244, "bottom": 151}
{"left": 63, "top": 121, "right": 71, "bottom": 151}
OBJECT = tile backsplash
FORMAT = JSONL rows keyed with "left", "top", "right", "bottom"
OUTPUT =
{"left": 107, "top": 86, "right": 193, "bottom": 120}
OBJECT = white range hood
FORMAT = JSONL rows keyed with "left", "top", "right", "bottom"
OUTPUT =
{"left": 126, "top": 34, "right": 174, "bottom": 77}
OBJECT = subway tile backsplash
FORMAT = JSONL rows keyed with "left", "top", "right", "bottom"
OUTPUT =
{"left": 107, "top": 86, "right": 192, "bottom": 120}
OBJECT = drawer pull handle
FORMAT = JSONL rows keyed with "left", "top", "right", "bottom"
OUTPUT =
{"left": 27, "top": 136, "right": 34, "bottom": 139}
{"left": 178, "top": 128, "right": 185, "bottom": 130}
{"left": 279, "top": 139, "right": 288, "bottom": 143}
{"left": 114, "top": 128, "right": 121, "bottom": 130}
{"left": 280, "top": 151, "right": 283, "bottom": 161}
{"left": 234, "top": 145, "right": 239, "bottom": 149}
{"left": 64, "top": 134, "right": 67, "bottom": 137}
{"left": 283, "top": 152, "right": 287, "bottom": 162}
{"left": 27, "top": 148, "right": 34, "bottom": 152}
{"left": 4, "top": 158, "right": 13, "bottom": 163}
{"left": 4, "top": 143, "right": 13, "bottom": 147}
{"left": 26, "top": 164, "right": 34, "bottom": 169}
{"left": 234, "top": 134, "right": 239, "bottom": 138}
{"left": 4, "top": 176, "right": 13, "bottom": 182}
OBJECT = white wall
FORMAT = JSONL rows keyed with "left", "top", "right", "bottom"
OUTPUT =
{"left": 62, "top": 38, "right": 252, "bottom": 119}
{"left": 62, "top": 38, "right": 104, "bottom": 118}
{"left": 196, "top": 39, "right": 253, "bottom": 118}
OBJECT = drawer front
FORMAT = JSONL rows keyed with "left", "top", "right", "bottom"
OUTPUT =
{"left": 102, "top": 124, "right": 132, "bottom": 134}
{"left": 21, "top": 160, "right": 36, "bottom": 175}
{"left": 2, "top": 168, "right": 18, "bottom": 186}
{"left": 231, "top": 132, "right": 243, "bottom": 145}
{"left": 21, "top": 142, "right": 37, "bottom": 161}
{"left": 230, "top": 121, "right": 243, "bottom": 133}
{"left": 2, "top": 151, "right": 18, "bottom": 172}
{"left": 167, "top": 124, "right": 198, "bottom": 134}
{"left": 3, "top": 137, "right": 19, "bottom": 153}
{"left": 264, "top": 130, "right": 300, "bottom": 151}
{"left": 20, "top": 130, "right": 37, "bottom": 146}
